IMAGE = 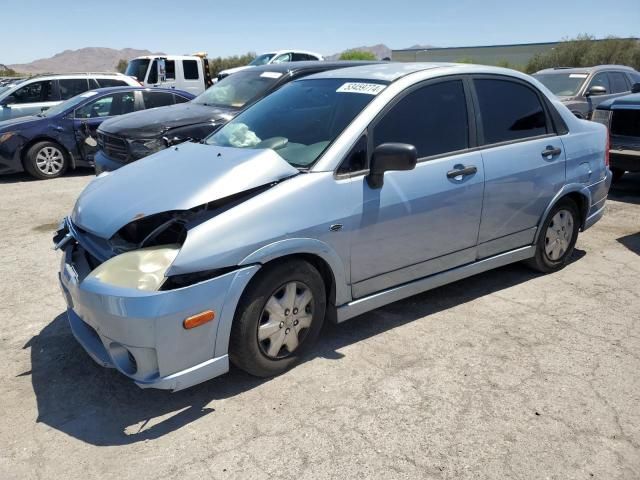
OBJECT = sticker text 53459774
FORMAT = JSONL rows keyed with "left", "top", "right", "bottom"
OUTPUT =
{"left": 336, "top": 82, "right": 386, "bottom": 95}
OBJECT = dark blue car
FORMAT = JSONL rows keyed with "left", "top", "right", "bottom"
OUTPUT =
{"left": 0, "top": 86, "right": 194, "bottom": 179}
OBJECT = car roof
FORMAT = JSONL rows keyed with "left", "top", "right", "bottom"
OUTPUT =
{"left": 306, "top": 62, "right": 460, "bottom": 82}
{"left": 261, "top": 49, "right": 323, "bottom": 56}
{"left": 86, "top": 86, "right": 194, "bottom": 97}
{"left": 245, "top": 60, "right": 381, "bottom": 75}
{"left": 15, "top": 72, "right": 131, "bottom": 82}
{"left": 535, "top": 65, "right": 637, "bottom": 75}
{"left": 133, "top": 55, "right": 201, "bottom": 61}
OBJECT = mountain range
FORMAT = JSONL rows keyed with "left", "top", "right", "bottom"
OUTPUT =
{"left": 5, "top": 44, "right": 436, "bottom": 74}
{"left": 7, "top": 48, "right": 162, "bottom": 74}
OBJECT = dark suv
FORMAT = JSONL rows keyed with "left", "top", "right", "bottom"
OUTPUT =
{"left": 592, "top": 83, "right": 640, "bottom": 182}
{"left": 95, "top": 61, "right": 378, "bottom": 173}
{"left": 534, "top": 65, "right": 640, "bottom": 119}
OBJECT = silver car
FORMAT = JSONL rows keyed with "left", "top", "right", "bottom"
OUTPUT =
{"left": 56, "top": 63, "right": 611, "bottom": 391}
{"left": 0, "top": 73, "right": 140, "bottom": 121}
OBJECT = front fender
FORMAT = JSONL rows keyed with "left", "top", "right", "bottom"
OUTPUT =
{"left": 534, "top": 183, "right": 591, "bottom": 243}
{"left": 239, "top": 237, "right": 351, "bottom": 306}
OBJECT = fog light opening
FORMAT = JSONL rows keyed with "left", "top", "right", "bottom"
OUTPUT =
{"left": 109, "top": 343, "right": 138, "bottom": 375}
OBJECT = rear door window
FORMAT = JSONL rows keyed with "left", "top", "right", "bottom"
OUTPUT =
{"left": 182, "top": 60, "right": 199, "bottom": 80}
{"left": 373, "top": 80, "right": 469, "bottom": 158}
{"left": 142, "top": 91, "right": 176, "bottom": 108}
{"left": 11, "top": 80, "right": 56, "bottom": 103}
{"left": 608, "top": 72, "right": 630, "bottom": 93}
{"left": 474, "top": 78, "right": 548, "bottom": 144}
{"left": 59, "top": 79, "right": 90, "bottom": 100}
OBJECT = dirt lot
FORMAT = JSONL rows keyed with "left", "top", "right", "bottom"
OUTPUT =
{"left": 0, "top": 170, "right": 639, "bottom": 480}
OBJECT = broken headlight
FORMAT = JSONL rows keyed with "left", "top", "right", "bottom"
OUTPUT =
{"left": 128, "top": 138, "right": 167, "bottom": 159}
{"left": 85, "top": 245, "right": 180, "bottom": 291}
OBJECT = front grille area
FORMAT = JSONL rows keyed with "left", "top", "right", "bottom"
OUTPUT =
{"left": 98, "top": 132, "right": 129, "bottom": 163}
{"left": 611, "top": 110, "right": 640, "bottom": 138}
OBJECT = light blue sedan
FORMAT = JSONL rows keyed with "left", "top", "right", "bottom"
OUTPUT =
{"left": 55, "top": 63, "right": 611, "bottom": 390}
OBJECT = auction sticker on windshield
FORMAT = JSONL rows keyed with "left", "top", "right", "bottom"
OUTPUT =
{"left": 261, "top": 72, "right": 283, "bottom": 79}
{"left": 336, "top": 83, "right": 386, "bottom": 95}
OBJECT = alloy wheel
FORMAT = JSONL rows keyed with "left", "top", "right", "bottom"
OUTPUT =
{"left": 35, "top": 146, "right": 64, "bottom": 175}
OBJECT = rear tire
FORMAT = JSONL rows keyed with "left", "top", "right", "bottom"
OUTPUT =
{"left": 525, "top": 198, "right": 580, "bottom": 273}
{"left": 230, "top": 259, "right": 326, "bottom": 377}
{"left": 611, "top": 167, "right": 625, "bottom": 183}
{"left": 24, "top": 141, "right": 68, "bottom": 180}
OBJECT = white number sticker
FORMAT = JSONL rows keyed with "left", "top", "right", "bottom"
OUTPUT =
{"left": 80, "top": 91, "right": 98, "bottom": 97}
{"left": 260, "top": 72, "right": 283, "bottom": 79}
{"left": 569, "top": 74, "right": 588, "bottom": 78}
{"left": 336, "top": 82, "right": 385, "bottom": 95}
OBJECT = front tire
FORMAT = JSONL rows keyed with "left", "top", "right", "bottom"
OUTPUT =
{"left": 230, "top": 260, "right": 326, "bottom": 377}
{"left": 526, "top": 199, "right": 580, "bottom": 273}
{"left": 24, "top": 141, "right": 68, "bottom": 179}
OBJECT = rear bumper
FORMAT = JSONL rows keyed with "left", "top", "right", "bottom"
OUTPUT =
{"left": 58, "top": 242, "right": 259, "bottom": 391}
{"left": 609, "top": 150, "right": 640, "bottom": 172}
{"left": 583, "top": 169, "right": 612, "bottom": 231}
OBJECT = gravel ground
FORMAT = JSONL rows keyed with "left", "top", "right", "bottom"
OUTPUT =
{"left": 0, "top": 170, "right": 639, "bottom": 480}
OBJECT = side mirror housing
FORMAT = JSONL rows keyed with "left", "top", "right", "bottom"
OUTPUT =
{"left": 586, "top": 85, "right": 607, "bottom": 97}
{"left": 632, "top": 82, "right": 640, "bottom": 94}
{"left": 0, "top": 95, "right": 16, "bottom": 106}
{"left": 367, "top": 143, "right": 417, "bottom": 188}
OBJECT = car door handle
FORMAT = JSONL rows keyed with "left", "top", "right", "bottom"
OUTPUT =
{"left": 447, "top": 165, "right": 477, "bottom": 179}
{"left": 541, "top": 146, "right": 562, "bottom": 157}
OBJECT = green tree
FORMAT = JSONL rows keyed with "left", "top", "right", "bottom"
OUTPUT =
{"left": 115, "top": 59, "right": 128, "bottom": 74}
{"left": 339, "top": 50, "right": 377, "bottom": 61}
{"left": 0, "top": 66, "right": 18, "bottom": 77}
{"left": 208, "top": 52, "right": 256, "bottom": 77}
{"left": 525, "top": 35, "right": 640, "bottom": 73}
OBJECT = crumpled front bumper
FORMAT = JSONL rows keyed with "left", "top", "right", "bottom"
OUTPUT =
{"left": 58, "top": 239, "right": 259, "bottom": 391}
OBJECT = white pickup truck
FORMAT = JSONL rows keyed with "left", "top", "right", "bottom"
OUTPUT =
{"left": 125, "top": 54, "right": 213, "bottom": 95}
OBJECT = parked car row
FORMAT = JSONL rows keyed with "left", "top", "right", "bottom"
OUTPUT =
{"left": 0, "top": 72, "right": 139, "bottom": 121}
{"left": 95, "top": 60, "right": 373, "bottom": 173}
{"left": 0, "top": 86, "right": 194, "bottom": 178}
{"left": 52, "top": 62, "right": 611, "bottom": 391}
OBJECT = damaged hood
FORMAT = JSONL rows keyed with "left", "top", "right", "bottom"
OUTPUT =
{"left": 98, "top": 102, "right": 237, "bottom": 138}
{"left": 72, "top": 142, "right": 299, "bottom": 238}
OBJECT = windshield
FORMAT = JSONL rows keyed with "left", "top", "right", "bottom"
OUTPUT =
{"left": 125, "top": 59, "right": 150, "bottom": 81}
{"left": 194, "top": 69, "right": 283, "bottom": 109}
{"left": 249, "top": 54, "right": 276, "bottom": 66}
{"left": 0, "top": 86, "right": 9, "bottom": 95}
{"left": 40, "top": 91, "right": 100, "bottom": 117}
{"left": 205, "top": 78, "right": 387, "bottom": 168}
{"left": 534, "top": 72, "right": 588, "bottom": 97}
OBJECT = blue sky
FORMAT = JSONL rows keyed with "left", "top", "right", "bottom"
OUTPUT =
{"left": 3, "top": 0, "right": 639, "bottom": 64}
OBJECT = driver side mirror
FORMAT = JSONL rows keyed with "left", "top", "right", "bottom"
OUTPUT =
{"left": 0, "top": 95, "right": 16, "bottom": 106}
{"left": 632, "top": 82, "right": 640, "bottom": 94}
{"left": 586, "top": 85, "right": 607, "bottom": 97}
{"left": 367, "top": 143, "right": 417, "bottom": 188}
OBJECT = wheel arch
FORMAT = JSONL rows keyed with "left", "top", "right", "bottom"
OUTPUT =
{"left": 21, "top": 136, "right": 76, "bottom": 170}
{"left": 239, "top": 238, "right": 351, "bottom": 308}
{"left": 534, "top": 184, "right": 591, "bottom": 244}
